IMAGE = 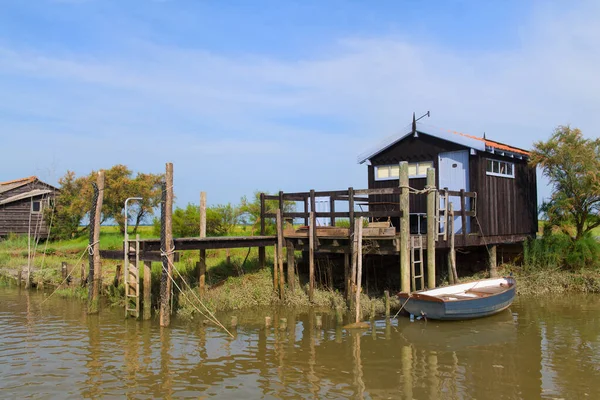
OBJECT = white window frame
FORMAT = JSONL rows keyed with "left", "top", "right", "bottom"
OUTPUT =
{"left": 31, "top": 200, "right": 42, "bottom": 214}
{"left": 486, "top": 158, "right": 515, "bottom": 178}
{"left": 374, "top": 161, "right": 433, "bottom": 181}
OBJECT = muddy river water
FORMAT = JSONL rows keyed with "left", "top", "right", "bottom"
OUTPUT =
{"left": 1, "top": 288, "right": 599, "bottom": 399}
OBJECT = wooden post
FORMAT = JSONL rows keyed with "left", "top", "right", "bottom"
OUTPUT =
{"left": 265, "top": 316, "right": 271, "bottom": 328}
{"left": 426, "top": 168, "right": 436, "bottom": 289}
{"left": 315, "top": 315, "right": 322, "bottom": 329}
{"left": 88, "top": 170, "right": 104, "bottom": 314}
{"left": 344, "top": 251, "right": 350, "bottom": 301}
{"left": 308, "top": 211, "right": 315, "bottom": 303}
{"left": 199, "top": 192, "right": 207, "bottom": 294}
{"left": 61, "top": 261, "right": 68, "bottom": 280}
{"left": 113, "top": 264, "right": 122, "bottom": 287}
{"left": 231, "top": 316, "right": 238, "bottom": 328}
{"left": 354, "top": 217, "right": 364, "bottom": 324}
{"left": 143, "top": 260, "right": 152, "bottom": 320}
{"left": 350, "top": 218, "right": 358, "bottom": 311}
{"left": 303, "top": 195, "right": 309, "bottom": 226}
{"left": 259, "top": 192, "right": 266, "bottom": 268}
{"left": 460, "top": 189, "right": 467, "bottom": 247}
{"left": 399, "top": 162, "right": 410, "bottom": 293}
{"left": 276, "top": 209, "right": 285, "bottom": 300}
{"left": 384, "top": 290, "right": 390, "bottom": 318}
{"left": 330, "top": 196, "right": 336, "bottom": 226}
{"left": 80, "top": 263, "right": 86, "bottom": 287}
{"left": 448, "top": 203, "right": 458, "bottom": 284}
{"left": 273, "top": 244, "right": 279, "bottom": 295}
{"left": 489, "top": 245, "right": 498, "bottom": 278}
{"left": 160, "top": 163, "right": 174, "bottom": 327}
{"left": 286, "top": 240, "right": 295, "bottom": 292}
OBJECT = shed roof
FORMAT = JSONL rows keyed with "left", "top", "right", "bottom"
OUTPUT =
{"left": 0, "top": 189, "right": 54, "bottom": 206}
{"left": 357, "top": 122, "right": 530, "bottom": 164}
{"left": 0, "top": 176, "right": 59, "bottom": 195}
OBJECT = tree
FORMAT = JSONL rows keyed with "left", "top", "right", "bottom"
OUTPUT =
{"left": 154, "top": 202, "right": 242, "bottom": 238}
{"left": 240, "top": 191, "right": 295, "bottom": 235}
{"left": 48, "top": 165, "right": 163, "bottom": 238}
{"left": 530, "top": 125, "right": 600, "bottom": 240}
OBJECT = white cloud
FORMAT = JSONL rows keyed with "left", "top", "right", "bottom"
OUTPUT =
{"left": 1, "top": 1, "right": 599, "bottom": 204}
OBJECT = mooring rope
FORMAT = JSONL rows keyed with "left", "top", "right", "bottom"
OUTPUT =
{"left": 159, "top": 247, "right": 233, "bottom": 338}
{"left": 40, "top": 242, "right": 96, "bottom": 305}
{"left": 392, "top": 293, "right": 412, "bottom": 320}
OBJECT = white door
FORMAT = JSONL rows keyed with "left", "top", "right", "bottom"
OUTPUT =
{"left": 438, "top": 150, "right": 470, "bottom": 234}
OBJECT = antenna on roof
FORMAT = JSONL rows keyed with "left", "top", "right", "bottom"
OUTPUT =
{"left": 483, "top": 132, "right": 486, "bottom": 139}
{"left": 412, "top": 111, "right": 430, "bottom": 136}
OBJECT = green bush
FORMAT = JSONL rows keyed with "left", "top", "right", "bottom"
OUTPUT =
{"left": 524, "top": 232, "right": 600, "bottom": 271}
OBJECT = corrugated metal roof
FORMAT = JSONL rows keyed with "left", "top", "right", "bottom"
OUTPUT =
{"left": 357, "top": 122, "right": 530, "bottom": 164}
{"left": 0, "top": 189, "right": 54, "bottom": 206}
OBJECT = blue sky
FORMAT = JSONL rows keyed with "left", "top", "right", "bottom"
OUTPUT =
{"left": 1, "top": 0, "right": 599, "bottom": 207}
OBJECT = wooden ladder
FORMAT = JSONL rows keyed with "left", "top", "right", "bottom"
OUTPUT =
{"left": 411, "top": 235, "right": 425, "bottom": 292}
{"left": 125, "top": 237, "right": 140, "bottom": 318}
{"left": 437, "top": 190, "right": 449, "bottom": 241}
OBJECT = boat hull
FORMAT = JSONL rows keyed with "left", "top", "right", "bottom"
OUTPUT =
{"left": 398, "top": 278, "right": 516, "bottom": 321}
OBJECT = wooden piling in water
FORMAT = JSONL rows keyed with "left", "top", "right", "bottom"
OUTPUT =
{"left": 199, "top": 191, "right": 207, "bottom": 295}
{"left": 276, "top": 209, "right": 285, "bottom": 300}
{"left": 286, "top": 240, "right": 295, "bottom": 292}
{"left": 265, "top": 316, "right": 271, "bottom": 328}
{"left": 273, "top": 244, "right": 279, "bottom": 295}
{"left": 143, "top": 260, "right": 152, "bottom": 320}
{"left": 399, "top": 162, "right": 410, "bottom": 293}
{"left": 426, "top": 168, "right": 437, "bottom": 289}
{"left": 308, "top": 211, "right": 315, "bottom": 303}
{"left": 384, "top": 290, "right": 390, "bottom": 318}
{"left": 88, "top": 170, "right": 104, "bottom": 314}
{"left": 159, "top": 163, "right": 174, "bottom": 327}
{"left": 231, "top": 316, "right": 238, "bottom": 328}
{"left": 448, "top": 203, "right": 458, "bottom": 284}
{"left": 315, "top": 315, "right": 322, "bottom": 329}
{"left": 259, "top": 193, "right": 266, "bottom": 268}
{"left": 354, "top": 217, "right": 364, "bottom": 324}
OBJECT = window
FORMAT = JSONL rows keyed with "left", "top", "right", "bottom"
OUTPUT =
{"left": 486, "top": 159, "right": 514, "bottom": 178}
{"left": 375, "top": 161, "right": 434, "bottom": 181}
{"left": 31, "top": 200, "right": 41, "bottom": 213}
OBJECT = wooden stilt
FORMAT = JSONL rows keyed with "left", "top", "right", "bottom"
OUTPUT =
{"left": 273, "top": 244, "right": 279, "bottom": 295}
{"left": 354, "top": 217, "right": 363, "bottom": 324}
{"left": 143, "top": 260, "right": 152, "bottom": 320}
{"left": 489, "top": 245, "right": 498, "bottom": 278}
{"left": 199, "top": 191, "right": 207, "bottom": 294}
{"left": 384, "top": 290, "right": 390, "bottom": 318}
{"left": 88, "top": 170, "right": 104, "bottom": 314}
{"left": 344, "top": 251, "right": 350, "bottom": 301}
{"left": 426, "top": 168, "right": 437, "bottom": 289}
{"left": 276, "top": 209, "right": 285, "bottom": 300}
{"left": 399, "top": 162, "right": 410, "bottom": 293}
{"left": 309, "top": 211, "right": 315, "bottom": 303}
{"left": 159, "top": 163, "right": 174, "bottom": 327}
{"left": 448, "top": 203, "right": 458, "bottom": 284}
{"left": 259, "top": 193, "right": 266, "bottom": 268}
{"left": 286, "top": 240, "right": 295, "bottom": 292}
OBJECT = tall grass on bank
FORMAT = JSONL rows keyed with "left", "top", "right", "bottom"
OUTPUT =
{"left": 523, "top": 232, "right": 600, "bottom": 271}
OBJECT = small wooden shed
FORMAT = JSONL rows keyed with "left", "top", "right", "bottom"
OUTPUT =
{"left": 358, "top": 120, "right": 537, "bottom": 245}
{"left": 0, "top": 176, "right": 59, "bottom": 239}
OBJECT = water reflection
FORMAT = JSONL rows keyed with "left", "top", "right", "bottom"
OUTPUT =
{"left": 0, "top": 289, "right": 599, "bottom": 399}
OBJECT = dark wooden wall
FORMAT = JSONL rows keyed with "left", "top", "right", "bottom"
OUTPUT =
{"left": 471, "top": 154, "right": 537, "bottom": 236}
{"left": 0, "top": 181, "right": 56, "bottom": 238}
{"left": 365, "top": 133, "right": 538, "bottom": 238}
{"left": 367, "top": 133, "right": 465, "bottom": 218}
